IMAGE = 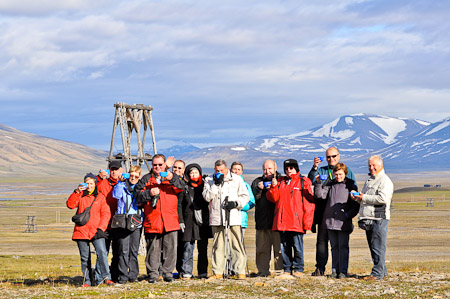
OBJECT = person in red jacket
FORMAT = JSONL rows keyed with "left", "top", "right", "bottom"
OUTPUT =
{"left": 96, "top": 160, "right": 124, "bottom": 282}
{"left": 135, "top": 154, "right": 184, "bottom": 283}
{"left": 67, "top": 173, "right": 113, "bottom": 287}
{"left": 267, "top": 159, "right": 315, "bottom": 278}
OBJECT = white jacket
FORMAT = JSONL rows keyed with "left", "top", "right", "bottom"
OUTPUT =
{"left": 202, "top": 171, "right": 249, "bottom": 226}
{"left": 359, "top": 168, "right": 394, "bottom": 220}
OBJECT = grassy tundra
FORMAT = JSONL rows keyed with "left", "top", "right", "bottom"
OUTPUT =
{"left": 0, "top": 177, "right": 449, "bottom": 298}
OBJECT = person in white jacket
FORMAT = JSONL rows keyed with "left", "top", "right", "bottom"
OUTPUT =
{"left": 202, "top": 159, "right": 249, "bottom": 280}
{"left": 351, "top": 155, "right": 394, "bottom": 281}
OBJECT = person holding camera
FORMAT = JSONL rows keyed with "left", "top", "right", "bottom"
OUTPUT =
{"left": 313, "top": 163, "right": 360, "bottom": 279}
{"left": 111, "top": 165, "right": 144, "bottom": 284}
{"left": 135, "top": 154, "right": 184, "bottom": 283}
{"left": 97, "top": 160, "right": 125, "bottom": 281}
{"left": 251, "top": 159, "right": 284, "bottom": 277}
{"left": 267, "top": 159, "right": 315, "bottom": 278}
{"left": 308, "top": 147, "right": 356, "bottom": 277}
{"left": 351, "top": 155, "right": 393, "bottom": 281}
{"left": 202, "top": 159, "right": 249, "bottom": 280}
{"left": 67, "top": 173, "right": 113, "bottom": 287}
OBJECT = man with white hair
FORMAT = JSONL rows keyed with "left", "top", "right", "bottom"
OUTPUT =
{"left": 351, "top": 155, "right": 394, "bottom": 281}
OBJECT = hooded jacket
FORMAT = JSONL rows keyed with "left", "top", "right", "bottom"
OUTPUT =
{"left": 67, "top": 188, "right": 111, "bottom": 240}
{"left": 179, "top": 163, "right": 212, "bottom": 241}
{"left": 97, "top": 177, "right": 120, "bottom": 229}
{"left": 267, "top": 173, "right": 315, "bottom": 233}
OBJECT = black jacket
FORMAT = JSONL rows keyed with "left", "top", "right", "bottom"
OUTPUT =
{"left": 251, "top": 172, "right": 281, "bottom": 230}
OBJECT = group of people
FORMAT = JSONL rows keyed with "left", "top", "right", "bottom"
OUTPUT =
{"left": 67, "top": 146, "right": 393, "bottom": 287}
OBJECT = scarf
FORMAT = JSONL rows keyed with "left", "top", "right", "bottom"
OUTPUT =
{"left": 190, "top": 176, "right": 203, "bottom": 188}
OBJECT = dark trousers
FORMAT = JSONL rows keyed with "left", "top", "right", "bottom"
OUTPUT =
{"left": 315, "top": 223, "right": 329, "bottom": 272}
{"left": 145, "top": 231, "right": 178, "bottom": 280}
{"left": 328, "top": 229, "right": 350, "bottom": 275}
{"left": 117, "top": 228, "right": 142, "bottom": 283}
{"left": 104, "top": 229, "right": 120, "bottom": 282}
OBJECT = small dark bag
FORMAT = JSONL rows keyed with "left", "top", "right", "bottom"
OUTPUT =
{"left": 111, "top": 214, "right": 128, "bottom": 229}
{"left": 358, "top": 219, "right": 374, "bottom": 231}
{"left": 127, "top": 214, "right": 142, "bottom": 231}
{"left": 72, "top": 195, "right": 97, "bottom": 226}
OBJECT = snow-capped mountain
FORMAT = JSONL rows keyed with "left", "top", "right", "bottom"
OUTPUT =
{"left": 157, "top": 139, "right": 199, "bottom": 156}
{"left": 247, "top": 114, "right": 429, "bottom": 156}
{"left": 377, "top": 117, "right": 450, "bottom": 170}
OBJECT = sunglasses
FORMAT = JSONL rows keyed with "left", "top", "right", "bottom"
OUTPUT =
{"left": 173, "top": 166, "right": 183, "bottom": 169}
{"left": 327, "top": 154, "right": 339, "bottom": 159}
{"left": 130, "top": 174, "right": 140, "bottom": 178}
{"left": 153, "top": 164, "right": 164, "bottom": 166}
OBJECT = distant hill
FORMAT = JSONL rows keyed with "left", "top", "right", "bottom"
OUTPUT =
{"left": 0, "top": 124, "right": 108, "bottom": 177}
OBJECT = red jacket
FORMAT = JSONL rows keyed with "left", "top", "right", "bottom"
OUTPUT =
{"left": 67, "top": 189, "right": 111, "bottom": 240}
{"left": 97, "top": 177, "right": 119, "bottom": 229}
{"left": 136, "top": 172, "right": 183, "bottom": 234}
{"left": 267, "top": 173, "right": 315, "bottom": 233}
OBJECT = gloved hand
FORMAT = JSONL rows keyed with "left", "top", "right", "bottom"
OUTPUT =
{"left": 224, "top": 201, "right": 238, "bottom": 211}
{"left": 179, "top": 223, "right": 185, "bottom": 233}
{"left": 213, "top": 172, "right": 224, "bottom": 185}
{"left": 94, "top": 228, "right": 107, "bottom": 239}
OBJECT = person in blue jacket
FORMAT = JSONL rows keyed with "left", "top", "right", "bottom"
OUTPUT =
{"left": 307, "top": 147, "right": 356, "bottom": 277}
{"left": 231, "top": 162, "right": 255, "bottom": 239}
{"left": 112, "top": 165, "right": 144, "bottom": 284}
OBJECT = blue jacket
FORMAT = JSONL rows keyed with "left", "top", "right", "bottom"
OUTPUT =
{"left": 112, "top": 180, "right": 143, "bottom": 227}
{"left": 240, "top": 177, "right": 255, "bottom": 228}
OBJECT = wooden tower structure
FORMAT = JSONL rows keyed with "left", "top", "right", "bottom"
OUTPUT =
{"left": 108, "top": 102, "right": 158, "bottom": 172}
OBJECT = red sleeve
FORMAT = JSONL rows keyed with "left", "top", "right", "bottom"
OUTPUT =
{"left": 266, "top": 183, "right": 280, "bottom": 203}
{"left": 98, "top": 194, "right": 111, "bottom": 232}
{"left": 302, "top": 178, "right": 315, "bottom": 231}
{"left": 67, "top": 191, "right": 81, "bottom": 209}
{"left": 302, "top": 178, "right": 315, "bottom": 203}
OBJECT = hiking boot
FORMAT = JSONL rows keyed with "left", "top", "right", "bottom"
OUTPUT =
{"left": 363, "top": 275, "right": 380, "bottom": 281}
{"left": 157, "top": 275, "right": 164, "bottom": 282}
{"left": 206, "top": 274, "right": 223, "bottom": 281}
{"left": 292, "top": 271, "right": 304, "bottom": 278}
{"left": 237, "top": 274, "right": 246, "bottom": 280}
{"left": 311, "top": 268, "right": 324, "bottom": 276}
{"left": 330, "top": 271, "right": 338, "bottom": 279}
{"left": 275, "top": 272, "right": 295, "bottom": 280}
{"left": 338, "top": 273, "right": 348, "bottom": 279}
{"left": 81, "top": 283, "right": 91, "bottom": 288}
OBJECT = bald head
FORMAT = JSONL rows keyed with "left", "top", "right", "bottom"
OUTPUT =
{"left": 326, "top": 147, "right": 340, "bottom": 166}
{"left": 263, "top": 160, "right": 277, "bottom": 179}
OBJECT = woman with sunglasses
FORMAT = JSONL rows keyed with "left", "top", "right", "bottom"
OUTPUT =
{"left": 112, "top": 165, "right": 144, "bottom": 284}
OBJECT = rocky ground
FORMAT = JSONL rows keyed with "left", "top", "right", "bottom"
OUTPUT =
{"left": 1, "top": 271, "right": 449, "bottom": 298}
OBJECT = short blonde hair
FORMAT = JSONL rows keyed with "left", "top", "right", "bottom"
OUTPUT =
{"left": 130, "top": 165, "right": 142, "bottom": 174}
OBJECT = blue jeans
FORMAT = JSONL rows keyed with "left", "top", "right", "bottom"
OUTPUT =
{"left": 181, "top": 239, "right": 209, "bottom": 277}
{"left": 76, "top": 238, "right": 110, "bottom": 285}
{"left": 365, "top": 219, "right": 389, "bottom": 279}
{"left": 279, "top": 231, "right": 304, "bottom": 273}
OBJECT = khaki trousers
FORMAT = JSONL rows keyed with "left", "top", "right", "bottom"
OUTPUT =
{"left": 212, "top": 225, "right": 247, "bottom": 275}
{"left": 256, "top": 229, "right": 283, "bottom": 276}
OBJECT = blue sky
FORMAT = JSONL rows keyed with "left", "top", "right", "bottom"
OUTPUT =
{"left": 2, "top": 0, "right": 450, "bottom": 151}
